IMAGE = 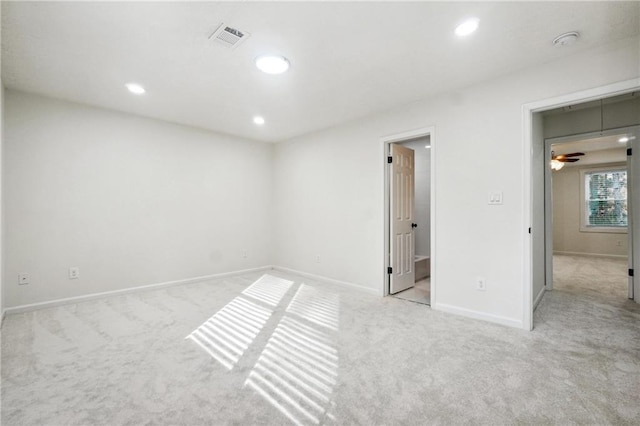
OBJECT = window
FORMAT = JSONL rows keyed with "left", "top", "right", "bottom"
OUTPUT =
{"left": 580, "top": 167, "right": 627, "bottom": 233}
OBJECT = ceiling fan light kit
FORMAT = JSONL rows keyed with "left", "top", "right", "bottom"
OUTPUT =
{"left": 550, "top": 151, "right": 585, "bottom": 171}
{"left": 550, "top": 159, "right": 565, "bottom": 171}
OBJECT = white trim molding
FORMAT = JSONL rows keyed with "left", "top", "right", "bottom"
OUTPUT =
{"left": 4, "top": 266, "right": 273, "bottom": 315}
{"left": 533, "top": 285, "right": 546, "bottom": 310}
{"left": 272, "top": 266, "right": 379, "bottom": 296}
{"left": 579, "top": 165, "right": 628, "bottom": 233}
{"left": 554, "top": 251, "right": 627, "bottom": 259}
{"left": 433, "top": 302, "right": 523, "bottom": 329}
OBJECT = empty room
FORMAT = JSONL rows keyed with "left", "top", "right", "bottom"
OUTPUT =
{"left": 1, "top": 2, "right": 639, "bottom": 425}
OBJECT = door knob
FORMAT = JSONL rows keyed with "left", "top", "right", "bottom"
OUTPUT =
{"left": 411, "top": 223, "right": 418, "bottom": 228}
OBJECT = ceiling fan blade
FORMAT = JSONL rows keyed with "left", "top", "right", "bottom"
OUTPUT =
{"left": 553, "top": 152, "right": 585, "bottom": 160}
{"left": 559, "top": 158, "right": 580, "bottom": 162}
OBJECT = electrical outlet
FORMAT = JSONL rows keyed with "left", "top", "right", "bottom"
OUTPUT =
{"left": 316, "top": 255, "right": 321, "bottom": 263}
{"left": 18, "top": 273, "right": 30, "bottom": 285}
{"left": 476, "top": 277, "right": 486, "bottom": 291}
{"left": 69, "top": 267, "right": 80, "bottom": 279}
{"left": 242, "top": 250, "right": 248, "bottom": 258}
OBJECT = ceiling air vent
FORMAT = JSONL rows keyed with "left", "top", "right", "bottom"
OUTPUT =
{"left": 209, "top": 24, "right": 250, "bottom": 49}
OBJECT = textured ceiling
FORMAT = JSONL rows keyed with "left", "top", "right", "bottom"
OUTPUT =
{"left": 2, "top": 2, "right": 639, "bottom": 142}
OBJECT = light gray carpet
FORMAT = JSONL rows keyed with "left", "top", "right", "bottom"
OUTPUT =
{"left": 2, "top": 256, "right": 639, "bottom": 425}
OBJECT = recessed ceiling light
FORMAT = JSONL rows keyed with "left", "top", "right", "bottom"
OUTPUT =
{"left": 125, "top": 83, "right": 145, "bottom": 95}
{"left": 553, "top": 31, "right": 579, "bottom": 46}
{"left": 255, "top": 55, "right": 290, "bottom": 74}
{"left": 253, "top": 116, "right": 265, "bottom": 125}
{"left": 425, "top": 145, "right": 431, "bottom": 149}
{"left": 455, "top": 18, "right": 479, "bottom": 37}
{"left": 618, "top": 137, "right": 629, "bottom": 143}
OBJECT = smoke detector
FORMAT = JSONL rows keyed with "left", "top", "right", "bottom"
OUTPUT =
{"left": 553, "top": 31, "right": 579, "bottom": 46}
{"left": 209, "top": 24, "right": 250, "bottom": 49}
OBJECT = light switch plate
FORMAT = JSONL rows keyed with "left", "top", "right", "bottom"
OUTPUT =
{"left": 488, "top": 191, "right": 503, "bottom": 205}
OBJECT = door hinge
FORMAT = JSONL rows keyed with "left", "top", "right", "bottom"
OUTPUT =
{"left": 630, "top": 269, "right": 634, "bottom": 277}
{"left": 387, "top": 156, "right": 393, "bottom": 163}
{"left": 627, "top": 148, "right": 632, "bottom": 156}
{"left": 528, "top": 227, "right": 532, "bottom": 234}
{"left": 387, "top": 267, "right": 393, "bottom": 274}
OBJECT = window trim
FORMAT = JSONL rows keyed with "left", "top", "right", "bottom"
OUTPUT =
{"left": 579, "top": 164, "right": 628, "bottom": 234}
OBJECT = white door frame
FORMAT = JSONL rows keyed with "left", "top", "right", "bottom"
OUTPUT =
{"left": 544, "top": 127, "right": 638, "bottom": 293}
{"left": 382, "top": 126, "right": 436, "bottom": 304}
{"left": 523, "top": 78, "right": 640, "bottom": 331}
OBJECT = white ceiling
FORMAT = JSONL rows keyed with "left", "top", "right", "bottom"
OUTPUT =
{"left": 2, "top": 2, "right": 639, "bottom": 143}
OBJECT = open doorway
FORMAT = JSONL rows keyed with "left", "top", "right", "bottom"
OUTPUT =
{"left": 545, "top": 127, "right": 637, "bottom": 306}
{"left": 530, "top": 91, "right": 640, "bottom": 329}
{"left": 383, "top": 130, "right": 433, "bottom": 306}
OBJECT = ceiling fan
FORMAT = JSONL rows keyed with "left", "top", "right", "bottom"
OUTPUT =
{"left": 550, "top": 151, "right": 584, "bottom": 170}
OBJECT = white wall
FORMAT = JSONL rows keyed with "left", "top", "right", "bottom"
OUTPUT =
{"left": 400, "top": 137, "right": 431, "bottom": 257}
{"left": 4, "top": 91, "right": 273, "bottom": 308}
{"left": 553, "top": 156, "right": 628, "bottom": 257}
{"left": 273, "top": 35, "right": 640, "bottom": 328}
{"left": 544, "top": 96, "right": 640, "bottom": 139}
{"left": 3, "top": 36, "right": 638, "bottom": 327}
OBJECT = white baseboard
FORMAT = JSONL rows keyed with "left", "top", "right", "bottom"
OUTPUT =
{"left": 3, "top": 264, "right": 526, "bottom": 331}
{"left": 271, "top": 266, "right": 379, "bottom": 296}
{"left": 433, "top": 302, "right": 523, "bottom": 329}
{"left": 554, "top": 251, "right": 627, "bottom": 259}
{"left": 533, "top": 285, "right": 546, "bottom": 310}
{"left": 4, "top": 265, "right": 273, "bottom": 315}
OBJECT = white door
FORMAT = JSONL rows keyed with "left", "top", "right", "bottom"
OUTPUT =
{"left": 628, "top": 128, "right": 640, "bottom": 301}
{"left": 390, "top": 144, "right": 415, "bottom": 294}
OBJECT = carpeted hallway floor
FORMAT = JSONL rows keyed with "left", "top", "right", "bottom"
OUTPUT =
{"left": 2, "top": 255, "right": 639, "bottom": 425}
